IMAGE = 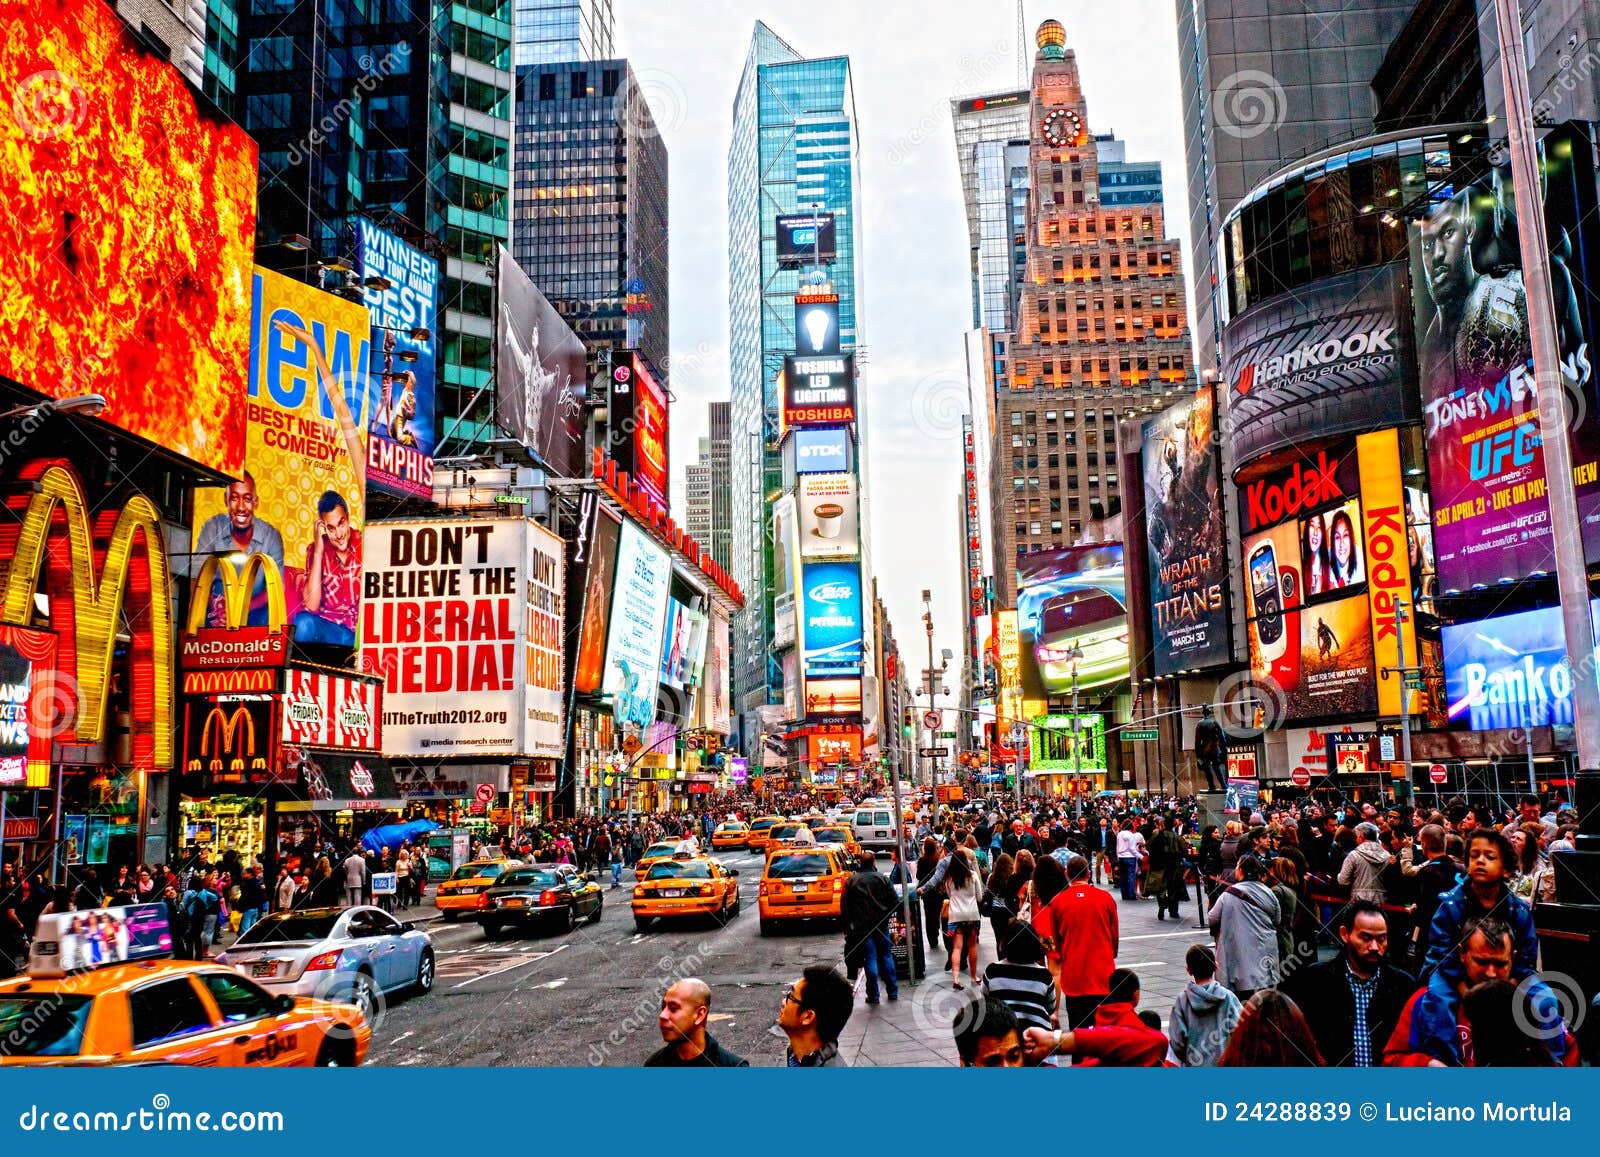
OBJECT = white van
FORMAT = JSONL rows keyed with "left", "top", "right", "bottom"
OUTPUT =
{"left": 852, "top": 805, "right": 897, "bottom": 851}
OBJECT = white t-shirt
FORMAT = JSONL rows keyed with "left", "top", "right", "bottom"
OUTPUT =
{"left": 1115, "top": 829, "right": 1146, "bottom": 860}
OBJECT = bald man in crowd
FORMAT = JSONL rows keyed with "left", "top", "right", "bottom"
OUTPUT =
{"left": 645, "top": 978, "right": 750, "bottom": 1067}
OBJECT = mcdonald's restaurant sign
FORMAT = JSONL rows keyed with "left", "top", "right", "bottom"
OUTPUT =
{"left": 183, "top": 694, "right": 282, "bottom": 787}
{"left": 182, "top": 554, "right": 289, "bottom": 670}
{"left": 0, "top": 460, "right": 174, "bottom": 769}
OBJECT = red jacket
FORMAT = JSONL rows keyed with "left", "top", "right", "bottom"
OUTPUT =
{"left": 1383, "top": 988, "right": 1580, "bottom": 1067}
{"left": 1072, "top": 1003, "right": 1169, "bottom": 1067}
{"left": 1033, "top": 883, "right": 1119, "bottom": 997}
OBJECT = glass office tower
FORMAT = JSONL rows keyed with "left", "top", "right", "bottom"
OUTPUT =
{"left": 727, "top": 22, "right": 865, "bottom": 719}
{"left": 512, "top": 0, "right": 615, "bottom": 67}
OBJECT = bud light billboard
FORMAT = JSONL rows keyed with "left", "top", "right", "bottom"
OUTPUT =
{"left": 799, "top": 562, "right": 863, "bottom": 679}
{"left": 1441, "top": 603, "right": 1597, "bottom": 730}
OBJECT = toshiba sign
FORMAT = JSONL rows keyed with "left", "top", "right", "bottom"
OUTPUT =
{"left": 1222, "top": 265, "right": 1416, "bottom": 467}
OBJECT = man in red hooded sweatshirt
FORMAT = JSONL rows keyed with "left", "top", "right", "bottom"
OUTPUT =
{"left": 1020, "top": 968, "right": 1168, "bottom": 1066}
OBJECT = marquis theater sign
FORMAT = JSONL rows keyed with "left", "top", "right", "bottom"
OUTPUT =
{"left": 0, "top": 460, "right": 174, "bottom": 770}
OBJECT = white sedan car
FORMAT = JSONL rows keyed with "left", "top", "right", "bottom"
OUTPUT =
{"left": 216, "top": 906, "right": 434, "bottom": 1024}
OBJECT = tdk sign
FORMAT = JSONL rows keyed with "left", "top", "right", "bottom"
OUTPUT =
{"left": 793, "top": 428, "right": 849, "bottom": 474}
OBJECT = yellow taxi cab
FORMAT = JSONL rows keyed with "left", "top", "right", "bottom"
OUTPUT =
{"left": 744, "top": 816, "right": 785, "bottom": 854}
{"left": 710, "top": 821, "right": 750, "bottom": 850}
{"left": 766, "top": 822, "right": 814, "bottom": 850}
{"left": 635, "top": 840, "right": 690, "bottom": 881}
{"left": 631, "top": 857, "right": 741, "bottom": 932}
{"left": 811, "top": 824, "right": 862, "bottom": 865}
{"left": 434, "top": 858, "right": 518, "bottom": 921}
{"left": 0, "top": 906, "right": 369, "bottom": 1066}
{"left": 758, "top": 847, "right": 848, "bottom": 936}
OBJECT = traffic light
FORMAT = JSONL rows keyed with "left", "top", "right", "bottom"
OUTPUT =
{"left": 901, "top": 709, "right": 913, "bottom": 737}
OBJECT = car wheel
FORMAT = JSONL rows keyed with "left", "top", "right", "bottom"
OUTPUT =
{"left": 588, "top": 899, "right": 603, "bottom": 924}
{"left": 316, "top": 1037, "right": 357, "bottom": 1067}
{"left": 441, "top": 911, "right": 458, "bottom": 924}
{"left": 759, "top": 918, "right": 775, "bottom": 937}
{"left": 730, "top": 892, "right": 741, "bottom": 917}
{"left": 634, "top": 916, "right": 652, "bottom": 933}
{"left": 482, "top": 921, "right": 502, "bottom": 939}
{"left": 349, "top": 972, "right": 379, "bottom": 1026}
{"left": 560, "top": 905, "right": 576, "bottom": 934}
{"left": 414, "top": 948, "right": 435, "bottom": 994}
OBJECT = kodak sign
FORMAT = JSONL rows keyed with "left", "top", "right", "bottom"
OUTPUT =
{"left": 1356, "top": 430, "right": 1420, "bottom": 718}
{"left": 1239, "top": 445, "right": 1359, "bottom": 534}
{"left": 0, "top": 460, "right": 173, "bottom": 768}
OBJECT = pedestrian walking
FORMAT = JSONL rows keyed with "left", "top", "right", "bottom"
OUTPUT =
{"left": 841, "top": 850, "right": 900, "bottom": 1004}
{"left": 1338, "top": 822, "right": 1393, "bottom": 904}
{"left": 1207, "top": 856, "right": 1281, "bottom": 1002}
{"left": 1031, "top": 854, "right": 1116, "bottom": 1031}
{"left": 341, "top": 848, "right": 366, "bottom": 908}
{"left": 1167, "top": 945, "right": 1241, "bottom": 1067}
{"left": 1114, "top": 820, "right": 1145, "bottom": 902}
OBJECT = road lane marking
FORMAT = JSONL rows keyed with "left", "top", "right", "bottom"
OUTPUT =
{"left": 450, "top": 942, "right": 569, "bottom": 988}
{"left": 1121, "top": 930, "right": 1210, "bottom": 941}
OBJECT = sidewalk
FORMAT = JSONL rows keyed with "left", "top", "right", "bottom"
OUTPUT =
{"left": 838, "top": 879, "right": 1212, "bottom": 1066}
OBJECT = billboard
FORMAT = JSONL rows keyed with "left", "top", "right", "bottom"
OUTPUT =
{"left": 0, "top": 0, "right": 257, "bottom": 477}
{"left": 797, "top": 474, "right": 860, "bottom": 560}
{"left": 572, "top": 505, "right": 621, "bottom": 695}
{"left": 193, "top": 268, "right": 370, "bottom": 651}
{"left": 495, "top": 246, "right": 587, "bottom": 477}
{"left": 1356, "top": 429, "right": 1421, "bottom": 717}
{"left": 525, "top": 522, "right": 567, "bottom": 759}
{"left": 795, "top": 293, "right": 841, "bottom": 355}
{"left": 776, "top": 212, "right": 838, "bottom": 267}
{"left": 773, "top": 495, "right": 801, "bottom": 602}
{"left": 803, "top": 678, "right": 863, "bottom": 717}
{"left": 705, "top": 608, "right": 732, "bottom": 736}
{"left": 1141, "top": 386, "right": 1228, "bottom": 675}
{"left": 280, "top": 668, "right": 381, "bottom": 751}
{"left": 793, "top": 427, "right": 851, "bottom": 475}
{"left": 1016, "top": 545, "right": 1127, "bottom": 693}
{"left": 800, "top": 562, "right": 864, "bottom": 679}
{"left": 1405, "top": 124, "right": 1600, "bottom": 579}
{"left": 183, "top": 696, "right": 280, "bottom": 786}
{"left": 0, "top": 625, "right": 56, "bottom": 789}
{"left": 360, "top": 520, "right": 531, "bottom": 756}
{"left": 783, "top": 355, "right": 857, "bottom": 427}
{"left": 1222, "top": 264, "right": 1415, "bottom": 467}
{"left": 1441, "top": 604, "right": 1589, "bottom": 731}
{"left": 1028, "top": 714, "right": 1107, "bottom": 774}
{"left": 963, "top": 418, "right": 986, "bottom": 677}
{"left": 812, "top": 729, "right": 861, "bottom": 766}
{"left": 608, "top": 353, "right": 670, "bottom": 509}
{"left": 357, "top": 222, "right": 437, "bottom": 499}
{"left": 601, "top": 521, "right": 673, "bottom": 728}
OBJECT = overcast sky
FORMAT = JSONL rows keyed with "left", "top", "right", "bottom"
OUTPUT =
{"left": 618, "top": 0, "right": 1193, "bottom": 688}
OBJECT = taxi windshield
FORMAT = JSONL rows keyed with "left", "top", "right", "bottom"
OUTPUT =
{"left": 750, "top": 819, "right": 779, "bottom": 831}
{"left": 235, "top": 912, "right": 341, "bottom": 946}
{"left": 646, "top": 861, "right": 711, "bottom": 880}
{"left": 451, "top": 863, "right": 503, "bottom": 881}
{"left": 0, "top": 994, "right": 93, "bottom": 1057}
{"left": 643, "top": 844, "right": 678, "bottom": 858}
{"left": 716, "top": 824, "right": 745, "bottom": 833}
{"left": 814, "top": 828, "right": 849, "bottom": 840}
{"left": 499, "top": 869, "right": 561, "bottom": 888}
{"left": 767, "top": 854, "right": 832, "bottom": 879}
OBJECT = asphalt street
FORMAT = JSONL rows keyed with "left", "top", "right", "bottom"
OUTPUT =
{"left": 366, "top": 850, "right": 850, "bottom": 1066}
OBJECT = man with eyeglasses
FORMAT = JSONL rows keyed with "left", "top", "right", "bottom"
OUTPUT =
{"left": 776, "top": 965, "right": 854, "bottom": 1067}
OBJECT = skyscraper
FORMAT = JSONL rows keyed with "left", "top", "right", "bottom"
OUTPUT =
{"left": 728, "top": 22, "right": 865, "bottom": 718}
{"left": 991, "top": 20, "right": 1193, "bottom": 605}
{"left": 512, "top": 0, "right": 615, "bottom": 67}
{"left": 704, "top": 401, "right": 733, "bottom": 569}
{"left": 236, "top": 2, "right": 512, "bottom": 460}
{"left": 511, "top": 59, "right": 669, "bottom": 383}
{"left": 1175, "top": 0, "right": 1415, "bottom": 376}
{"left": 199, "top": 0, "right": 237, "bottom": 116}
{"left": 117, "top": 0, "right": 205, "bottom": 88}
{"left": 952, "top": 89, "right": 1032, "bottom": 334}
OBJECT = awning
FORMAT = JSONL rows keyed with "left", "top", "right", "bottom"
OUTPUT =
{"left": 283, "top": 748, "right": 402, "bottom": 812}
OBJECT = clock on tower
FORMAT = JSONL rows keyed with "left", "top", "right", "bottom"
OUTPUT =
{"left": 1041, "top": 106, "right": 1085, "bottom": 148}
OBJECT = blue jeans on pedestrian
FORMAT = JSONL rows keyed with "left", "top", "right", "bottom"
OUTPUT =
{"left": 610, "top": 861, "right": 622, "bottom": 887}
{"left": 238, "top": 907, "right": 261, "bottom": 936}
{"left": 1118, "top": 857, "right": 1140, "bottom": 900}
{"left": 862, "top": 928, "right": 898, "bottom": 1001}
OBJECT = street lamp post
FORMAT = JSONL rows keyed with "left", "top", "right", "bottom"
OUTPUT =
{"left": 1069, "top": 643, "right": 1084, "bottom": 820}
{"left": 1012, "top": 719, "right": 1025, "bottom": 812}
{"left": 922, "top": 590, "right": 936, "bottom": 792}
